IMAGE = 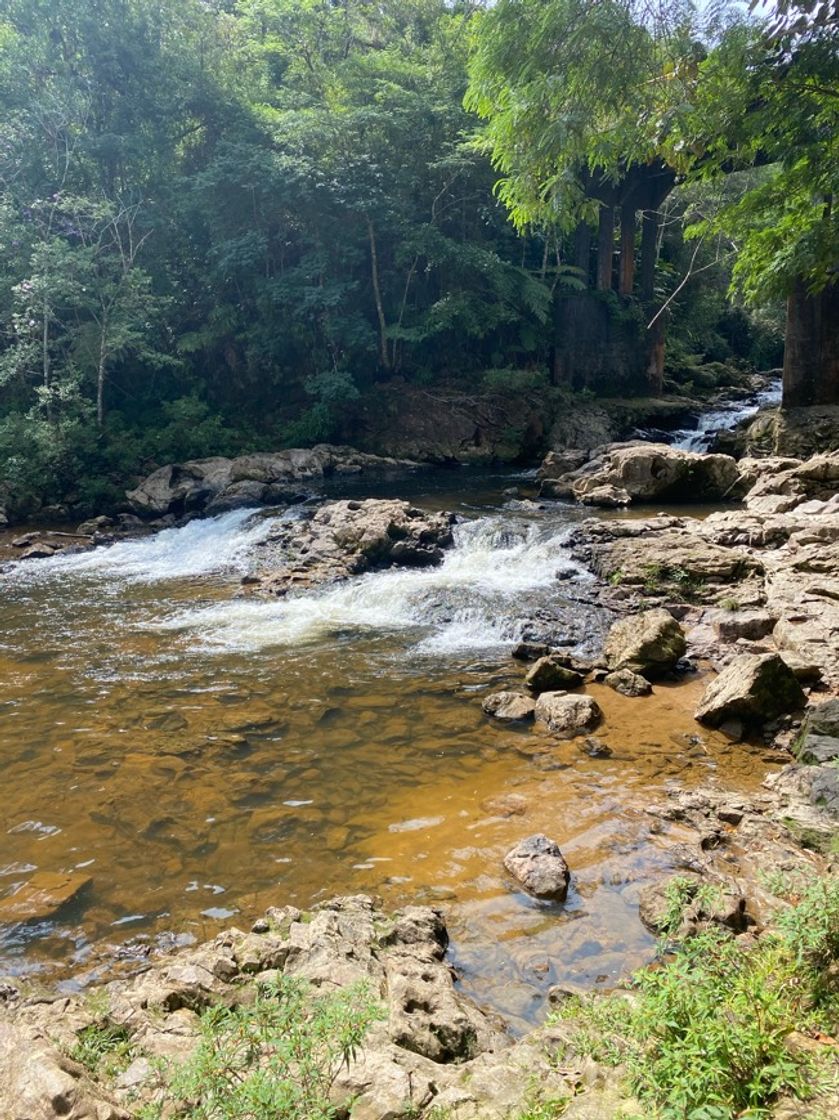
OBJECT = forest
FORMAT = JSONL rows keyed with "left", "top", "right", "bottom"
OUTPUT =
{"left": 0, "top": 0, "right": 836, "bottom": 518}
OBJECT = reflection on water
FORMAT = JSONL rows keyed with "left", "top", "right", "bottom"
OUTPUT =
{"left": 0, "top": 472, "right": 775, "bottom": 1028}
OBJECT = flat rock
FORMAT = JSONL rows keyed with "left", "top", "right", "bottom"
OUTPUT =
{"left": 0, "top": 871, "right": 92, "bottom": 923}
{"left": 797, "top": 733, "right": 839, "bottom": 766}
{"left": 534, "top": 692, "right": 602, "bottom": 738}
{"left": 481, "top": 692, "right": 536, "bottom": 722}
{"left": 695, "top": 653, "right": 806, "bottom": 728}
{"left": 503, "top": 834, "right": 570, "bottom": 901}
{"left": 809, "top": 698, "right": 839, "bottom": 739}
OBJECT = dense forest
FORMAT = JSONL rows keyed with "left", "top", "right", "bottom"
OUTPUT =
{"left": 0, "top": 0, "right": 836, "bottom": 518}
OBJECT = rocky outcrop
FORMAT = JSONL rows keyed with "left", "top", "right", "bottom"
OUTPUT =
{"left": 539, "top": 442, "right": 744, "bottom": 506}
{"left": 743, "top": 450, "right": 839, "bottom": 515}
{"left": 695, "top": 653, "right": 806, "bottom": 728}
{"left": 251, "top": 499, "right": 456, "bottom": 594}
{"left": 603, "top": 608, "right": 686, "bottom": 678}
{"left": 745, "top": 405, "right": 839, "bottom": 460}
{"left": 126, "top": 445, "right": 415, "bottom": 518}
{"left": 534, "top": 691, "right": 602, "bottom": 737}
{"left": 503, "top": 834, "right": 571, "bottom": 901}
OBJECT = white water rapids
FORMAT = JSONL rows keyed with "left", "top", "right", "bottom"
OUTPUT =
{"left": 669, "top": 377, "right": 782, "bottom": 451}
{"left": 4, "top": 504, "right": 592, "bottom": 658}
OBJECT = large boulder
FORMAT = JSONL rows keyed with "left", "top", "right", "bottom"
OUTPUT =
{"left": 541, "top": 443, "right": 744, "bottom": 507}
{"left": 744, "top": 450, "right": 839, "bottom": 515}
{"left": 534, "top": 692, "right": 602, "bottom": 737}
{"left": 694, "top": 653, "right": 806, "bottom": 728}
{"left": 603, "top": 609, "right": 686, "bottom": 678}
{"left": 503, "top": 834, "right": 570, "bottom": 901}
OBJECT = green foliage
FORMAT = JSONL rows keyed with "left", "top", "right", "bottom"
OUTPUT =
{"left": 143, "top": 975, "right": 381, "bottom": 1120}
{"left": 69, "top": 1021, "right": 134, "bottom": 1079}
{"left": 550, "top": 876, "right": 839, "bottom": 1119}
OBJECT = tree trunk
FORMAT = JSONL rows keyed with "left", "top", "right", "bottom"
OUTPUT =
{"left": 42, "top": 296, "right": 52, "bottom": 424}
{"left": 619, "top": 202, "right": 636, "bottom": 296}
{"left": 573, "top": 222, "right": 591, "bottom": 286}
{"left": 97, "top": 323, "right": 108, "bottom": 429}
{"left": 782, "top": 279, "right": 839, "bottom": 407}
{"left": 596, "top": 205, "right": 615, "bottom": 291}
{"left": 639, "top": 208, "right": 660, "bottom": 302}
{"left": 366, "top": 216, "right": 391, "bottom": 371}
{"left": 646, "top": 316, "right": 665, "bottom": 395}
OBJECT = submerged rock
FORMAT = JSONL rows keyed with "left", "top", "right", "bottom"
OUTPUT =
{"left": 534, "top": 692, "right": 602, "bottom": 737}
{"left": 503, "top": 834, "right": 570, "bottom": 901}
{"left": 0, "top": 871, "right": 92, "bottom": 924}
{"left": 603, "top": 608, "right": 686, "bottom": 678}
{"left": 694, "top": 653, "right": 805, "bottom": 728}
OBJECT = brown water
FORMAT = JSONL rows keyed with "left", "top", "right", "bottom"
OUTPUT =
{"left": 0, "top": 471, "right": 773, "bottom": 1028}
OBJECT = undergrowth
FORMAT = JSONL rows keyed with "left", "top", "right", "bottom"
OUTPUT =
{"left": 549, "top": 875, "right": 839, "bottom": 1119}
{"left": 137, "top": 975, "right": 382, "bottom": 1120}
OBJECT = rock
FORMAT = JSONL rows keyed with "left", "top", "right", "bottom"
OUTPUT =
{"left": 254, "top": 499, "right": 456, "bottom": 594}
{"left": 638, "top": 873, "right": 751, "bottom": 936}
{"left": 0, "top": 1020, "right": 129, "bottom": 1120}
{"left": 695, "top": 653, "right": 806, "bottom": 728}
{"left": 480, "top": 793, "right": 528, "bottom": 817}
{"left": 534, "top": 692, "right": 602, "bottom": 738}
{"left": 744, "top": 449, "right": 839, "bottom": 515}
{"left": 809, "top": 698, "right": 839, "bottom": 739}
{"left": 603, "top": 669, "right": 652, "bottom": 697}
{"left": 579, "top": 736, "right": 613, "bottom": 758}
{"left": 76, "top": 515, "right": 114, "bottom": 535}
{"left": 511, "top": 641, "right": 551, "bottom": 661}
{"left": 11, "top": 531, "right": 39, "bottom": 547}
{"left": 778, "top": 653, "right": 822, "bottom": 684}
{"left": 561, "top": 443, "right": 745, "bottom": 506}
{"left": 524, "top": 656, "right": 584, "bottom": 693}
{"left": 19, "top": 542, "right": 58, "bottom": 559}
{"left": 603, "top": 608, "right": 686, "bottom": 678}
{"left": 537, "top": 449, "right": 590, "bottom": 480}
{"left": 576, "top": 484, "right": 631, "bottom": 508}
{"left": 0, "top": 871, "right": 92, "bottom": 923}
{"left": 481, "top": 692, "right": 537, "bottom": 722}
{"left": 126, "top": 445, "right": 416, "bottom": 517}
{"left": 797, "top": 734, "right": 839, "bottom": 766}
{"left": 503, "top": 834, "right": 570, "bottom": 901}
{"left": 713, "top": 610, "right": 776, "bottom": 642}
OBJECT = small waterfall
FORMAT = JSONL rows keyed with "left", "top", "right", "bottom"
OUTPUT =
{"left": 669, "top": 377, "right": 782, "bottom": 452}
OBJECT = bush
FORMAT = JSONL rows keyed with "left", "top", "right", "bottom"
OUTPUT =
{"left": 550, "top": 876, "right": 839, "bottom": 1119}
{"left": 140, "top": 975, "right": 381, "bottom": 1120}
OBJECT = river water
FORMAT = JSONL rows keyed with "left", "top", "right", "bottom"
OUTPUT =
{"left": 0, "top": 469, "right": 774, "bottom": 1029}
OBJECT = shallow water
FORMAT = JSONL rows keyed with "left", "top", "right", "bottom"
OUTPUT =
{"left": 0, "top": 472, "right": 775, "bottom": 1029}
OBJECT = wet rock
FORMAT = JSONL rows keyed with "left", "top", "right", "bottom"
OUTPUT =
{"left": 511, "top": 641, "right": 551, "bottom": 661}
{"left": 254, "top": 499, "right": 456, "bottom": 594}
{"left": 537, "top": 449, "right": 590, "bottom": 480}
{"left": 480, "top": 793, "right": 528, "bottom": 817}
{"left": 577, "top": 484, "right": 631, "bottom": 507}
{"left": 604, "top": 608, "right": 686, "bottom": 678}
{"left": 579, "top": 736, "right": 613, "bottom": 758}
{"left": 481, "top": 692, "right": 537, "bottom": 722}
{"left": 524, "top": 656, "right": 583, "bottom": 693}
{"left": 534, "top": 692, "right": 602, "bottom": 738}
{"left": 0, "top": 871, "right": 92, "bottom": 923}
{"left": 695, "top": 653, "right": 805, "bottom": 728}
{"left": 503, "top": 834, "right": 570, "bottom": 901}
{"left": 19, "top": 542, "right": 59, "bottom": 559}
{"left": 603, "top": 669, "right": 652, "bottom": 697}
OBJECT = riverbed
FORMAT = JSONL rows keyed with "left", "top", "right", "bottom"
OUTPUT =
{"left": 0, "top": 465, "right": 781, "bottom": 1030}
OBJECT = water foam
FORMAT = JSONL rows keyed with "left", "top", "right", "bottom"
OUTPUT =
{"left": 669, "top": 378, "right": 782, "bottom": 452}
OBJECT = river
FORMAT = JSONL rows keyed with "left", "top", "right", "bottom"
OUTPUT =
{"left": 0, "top": 441, "right": 777, "bottom": 1031}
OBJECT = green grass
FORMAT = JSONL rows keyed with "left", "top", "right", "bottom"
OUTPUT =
{"left": 69, "top": 1021, "right": 135, "bottom": 1079}
{"left": 549, "top": 875, "right": 839, "bottom": 1120}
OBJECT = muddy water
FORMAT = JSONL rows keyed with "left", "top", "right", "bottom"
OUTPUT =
{"left": 0, "top": 473, "right": 774, "bottom": 1029}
